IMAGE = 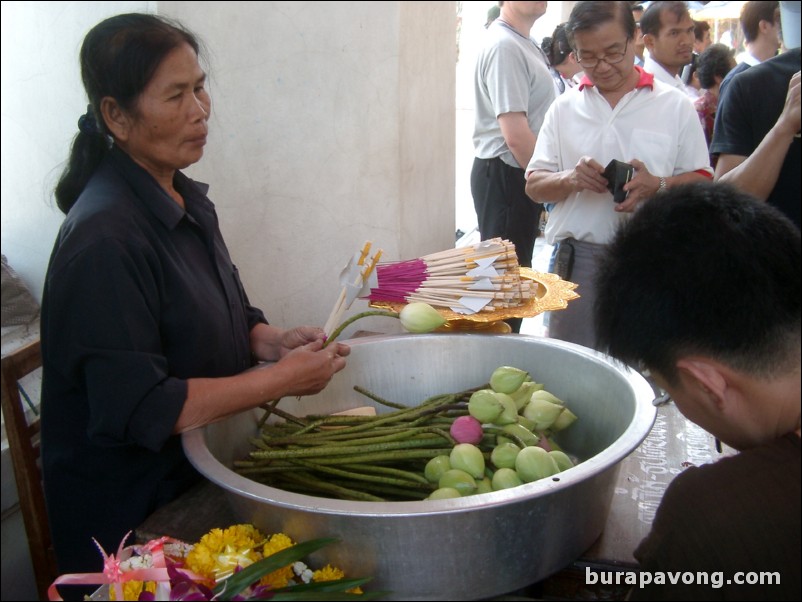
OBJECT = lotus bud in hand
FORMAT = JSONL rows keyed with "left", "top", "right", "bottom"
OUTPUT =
{"left": 398, "top": 302, "right": 447, "bottom": 333}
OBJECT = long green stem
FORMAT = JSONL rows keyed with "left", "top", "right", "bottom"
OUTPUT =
{"left": 323, "top": 310, "right": 399, "bottom": 347}
{"left": 289, "top": 459, "right": 435, "bottom": 491}
{"left": 250, "top": 436, "right": 447, "bottom": 460}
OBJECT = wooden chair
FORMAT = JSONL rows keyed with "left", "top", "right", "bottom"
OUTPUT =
{"left": 1, "top": 338, "right": 58, "bottom": 599}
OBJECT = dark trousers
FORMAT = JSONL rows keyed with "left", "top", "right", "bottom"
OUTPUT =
{"left": 471, "top": 156, "right": 542, "bottom": 333}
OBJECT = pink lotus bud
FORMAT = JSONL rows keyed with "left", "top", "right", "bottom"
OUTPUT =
{"left": 450, "top": 415, "right": 484, "bottom": 444}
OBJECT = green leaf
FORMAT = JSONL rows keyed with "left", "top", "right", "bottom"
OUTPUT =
{"left": 274, "top": 577, "right": 373, "bottom": 593}
{"left": 213, "top": 537, "right": 339, "bottom": 599}
{"left": 269, "top": 592, "right": 388, "bottom": 601}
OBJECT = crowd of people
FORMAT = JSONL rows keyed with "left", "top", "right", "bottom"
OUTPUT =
{"left": 471, "top": 0, "right": 799, "bottom": 346}
{"left": 470, "top": 1, "right": 799, "bottom": 599}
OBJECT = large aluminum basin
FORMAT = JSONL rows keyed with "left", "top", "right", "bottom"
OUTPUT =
{"left": 183, "top": 334, "right": 655, "bottom": 600}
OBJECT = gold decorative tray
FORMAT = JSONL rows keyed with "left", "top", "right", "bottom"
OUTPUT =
{"left": 369, "top": 268, "right": 579, "bottom": 330}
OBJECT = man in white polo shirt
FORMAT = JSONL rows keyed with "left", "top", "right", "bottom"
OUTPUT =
{"left": 641, "top": 1, "right": 697, "bottom": 98}
{"left": 525, "top": 0, "right": 712, "bottom": 350}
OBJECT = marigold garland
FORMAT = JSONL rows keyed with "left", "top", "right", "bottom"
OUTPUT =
{"left": 185, "top": 524, "right": 265, "bottom": 582}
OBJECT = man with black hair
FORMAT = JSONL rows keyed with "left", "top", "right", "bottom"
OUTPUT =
{"left": 641, "top": 0, "right": 696, "bottom": 96}
{"left": 594, "top": 182, "right": 801, "bottom": 600}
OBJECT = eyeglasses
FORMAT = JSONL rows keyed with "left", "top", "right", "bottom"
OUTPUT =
{"left": 576, "top": 38, "right": 630, "bottom": 69}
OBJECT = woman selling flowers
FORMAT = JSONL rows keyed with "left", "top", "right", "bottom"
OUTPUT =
{"left": 40, "top": 13, "right": 349, "bottom": 596}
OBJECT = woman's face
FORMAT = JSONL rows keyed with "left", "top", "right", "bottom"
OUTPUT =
{"left": 114, "top": 43, "right": 211, "bottom": 179}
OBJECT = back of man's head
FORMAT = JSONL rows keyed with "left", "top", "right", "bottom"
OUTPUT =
{"left": 640, "top": 0, "right": 688, "bottom": 37}
{"left": 694, "top": 19, "right": 711, "bottom": 44}
{"left": 696, "top": 43, "right": 735, "bottom": 89}
{"left": 595, "top": 182, "right": 801, "bottom": 385}
{"left": 740, "top": 1, "right": 779, "bottom": 43}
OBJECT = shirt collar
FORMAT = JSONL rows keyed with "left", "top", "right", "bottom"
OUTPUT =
{"left": 108, "top": 146, "right": 212, "bottom": 230}
{"left": 578, "top": 66, "right": 654, "bottom": 91}
{"left": 741, "top": 52, "right": 761, "bottom": 66}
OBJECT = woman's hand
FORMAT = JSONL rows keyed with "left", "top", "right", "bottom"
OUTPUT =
{"left": 277, "top": 326, "right": 326, "bottom": 357}
{"left": 179, "top": 333, "right": 351, "bottom": 433}
{"left": 272, "top": 338, "right": 350, "bottom": 397}
{"left": 251, "top": 323, "right": 350, "bottom": 362}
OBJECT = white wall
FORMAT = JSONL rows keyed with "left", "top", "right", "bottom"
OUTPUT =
{"left": 2, "top": 0, "right": 455, "bottom": 339}
{"left": 1, "top": 1, "right": 157, "bottom": 306}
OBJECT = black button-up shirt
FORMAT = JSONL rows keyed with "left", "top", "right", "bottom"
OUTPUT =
{"left": 41, "top": 146, "right": 267, "bottom": 574}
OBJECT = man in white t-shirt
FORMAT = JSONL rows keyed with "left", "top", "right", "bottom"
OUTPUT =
{"left": 525, "top": 0, "right": 712, "bottom": 350}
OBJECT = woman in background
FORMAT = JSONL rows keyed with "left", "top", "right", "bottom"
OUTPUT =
{"left": 542, "top": 23, "right": 584, "bottom": 94}
{"left": 694, "top": 43, "right": 737, "bottom": 164}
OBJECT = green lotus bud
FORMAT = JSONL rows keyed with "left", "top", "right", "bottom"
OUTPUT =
{"left": 492, "top": 467, "right": 523, "bottom": 490}
{"left": 515, "top": 446, "right": 559, "bottom": 483}
{"left": 476, "top": 476, "right": 494, "bottom": 495}
{"left": 424, "top": 455, "right": 452, "bottom": 483}
{"left": 489, "top": 366, "right": 529, "bottom": 394}
{"left": 468, "top": 389, "right": 504, "bottom": 423}
{"left": 438, "top": 469, "right": 477, "bottom": 495}
{"left": 450, "top": 443, "right": 485, "bottom": 479}
{"left": 529, "top": 389, "right": 565, "bottom": 406}
{"left": 492, "top": 392, "right": 518, "bottom": 425}
{"left": 491, "top": 442, "right": 521, "bottom": 469}
{"left": 523, "top": 397, "right": 564, "bottom": 431}
{"left": 501, "top": 422, "right": 540, "bottom": 447}
{"left": 428, "top": 487, "right": 462, "bottom": 500}
{"left": 549, "top": 450, "right": 574, "bottom": 472}
{"left": 516, "top": 415, "right": 537, "bottom": 432}
{"left": 509, "top": 381, "right": 543, "bottom": 410}
{"left": 551, "top": 407, "right": 578, "bottom": 432}
{"left": 398, "top": 302, "right": 446, "bottom": 333}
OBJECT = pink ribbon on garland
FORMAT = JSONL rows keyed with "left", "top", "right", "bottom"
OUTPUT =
{"left": 48, "top": 532, "right": 203, "bottom": 601}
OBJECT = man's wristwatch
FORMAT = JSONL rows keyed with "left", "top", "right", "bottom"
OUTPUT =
{"left": 658, "top": 177, "right": 667, "bottom": 192}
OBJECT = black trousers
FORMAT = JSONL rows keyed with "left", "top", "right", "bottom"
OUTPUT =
{"left": 471, "top": 156, "right": 542, "bottom": 333}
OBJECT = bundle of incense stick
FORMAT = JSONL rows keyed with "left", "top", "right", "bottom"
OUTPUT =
{"left": 365, "top": 238, "right": 537, "bottom": 315}
{"left": 323, "top": 241, "right": 382, "bottom": 337}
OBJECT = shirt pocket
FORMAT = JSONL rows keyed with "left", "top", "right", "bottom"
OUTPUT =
{"left": 628, "top": 129, "right": 676, "bottom": 177}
